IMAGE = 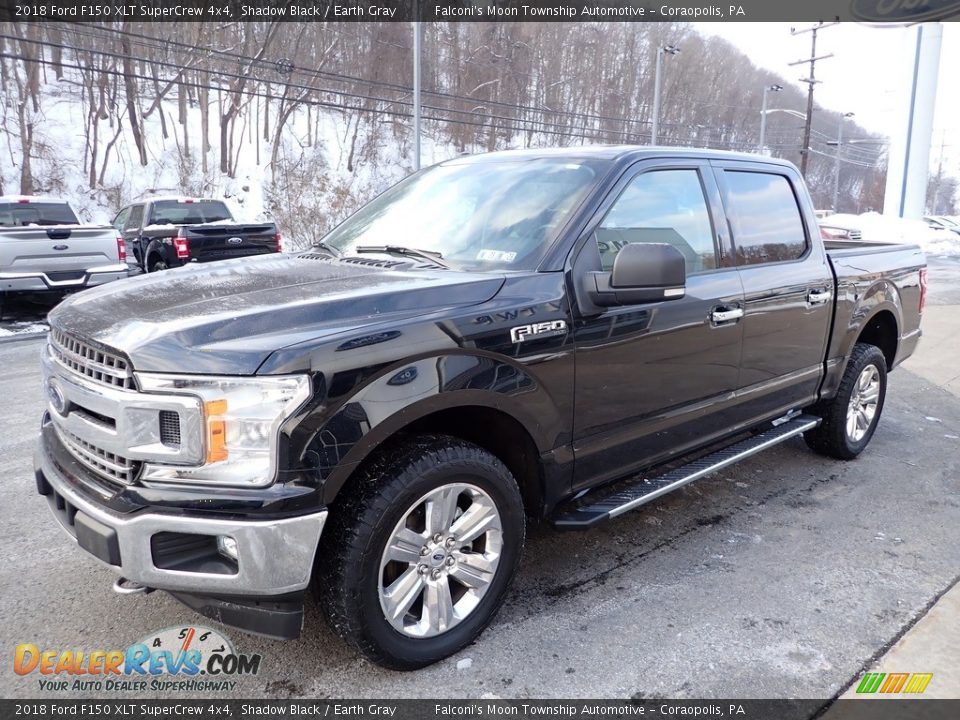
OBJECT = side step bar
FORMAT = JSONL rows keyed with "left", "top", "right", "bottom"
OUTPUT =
{"left": 552, "top": 415, "right": 821, "bottom": 530}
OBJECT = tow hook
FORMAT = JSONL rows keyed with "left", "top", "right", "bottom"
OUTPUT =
{"left": 113, "top": 577, "right": 154, "bottom": 595}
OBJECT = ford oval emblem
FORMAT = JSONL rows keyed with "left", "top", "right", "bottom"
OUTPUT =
{"left": 46, "top": 378, "right": 68, "bottom": 415}
{"left": 227, "top": 237, "right": 243, "bottom": 244}
{"left": 52, "top": 244, "right": 69, "bottom": 251}
{"left": 387, "top": 367, "right": 418, "bottom": 386}
{"left": 851, "top": 0, "right": 960, "bottom": 21}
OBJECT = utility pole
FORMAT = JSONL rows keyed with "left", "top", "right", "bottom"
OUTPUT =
{"left": 651, "top": 44, "right": 680, "bottom": 145}
{"left": 412, "top": 6, "right": 422, "bottom": 171}
{"left": 832, "top": 112, "right": 854, "bottom": 212}
{"left": 758, "top": 83, "right": 783, "bottom": 153}
{"left": 789, "top": 23, "right": 836, "bottom": 177}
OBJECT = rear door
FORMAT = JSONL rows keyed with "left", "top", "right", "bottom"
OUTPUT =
{"left": 571, "top": 159, "right": 746, "bottom": 489}
{"left": 712, "top": 161, "right": 833, "bottom": 418}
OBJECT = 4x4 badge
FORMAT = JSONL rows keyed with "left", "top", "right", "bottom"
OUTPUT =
{"left": 510, "top": 320, "right": 568, "bottom": 343}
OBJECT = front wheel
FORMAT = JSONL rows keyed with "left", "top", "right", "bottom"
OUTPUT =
{"left": 316, "top": 435, "right": 525, "bottom": 670}
{"left": 805, "top": 342, "right": 888, "bottom": 460}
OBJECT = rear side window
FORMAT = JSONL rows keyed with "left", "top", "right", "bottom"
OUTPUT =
{"left": 595, "top": 169, "right": 717, "bottom": 274}
{"left": 0, "top": 201, "right": 79, "bottom": 227}
{"left": 722, "top": 171, "right": 807, "bottom": 266}
{"left": 126, "top": 205, "right": 144, "bottom": 231}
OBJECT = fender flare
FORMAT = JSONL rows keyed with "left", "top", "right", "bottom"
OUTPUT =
{"left": 297, "top": 352, "right": 564, "bottom": 505}
{"left": 824, "top": 279, "right": 903, "bottom": 399}
{"left": 143, "top": 238, "right": 173, "bottom": 269}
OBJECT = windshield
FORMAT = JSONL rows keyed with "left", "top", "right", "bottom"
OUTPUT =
{"left": 0, "top": 201, "right": 79, "bottom": 227}
{"left": 323, "top": 158, "right": 606, "bottom": 270}
{"left": 148, "top": 200, "right": 232, "bottom": 226}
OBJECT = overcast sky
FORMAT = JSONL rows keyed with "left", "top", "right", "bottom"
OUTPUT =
{"left": 699, "top": 22, "right": 960, "bottom": 177}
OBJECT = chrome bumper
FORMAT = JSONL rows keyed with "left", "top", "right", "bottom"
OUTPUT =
{"left": 34, "top": 434, "right": 327, "bottom": 596}
{"left": 1, "top": 264, "right": 128, "bottom": 292}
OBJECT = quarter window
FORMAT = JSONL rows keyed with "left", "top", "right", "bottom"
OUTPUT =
{"left": 723, "top": 171, "right": 807, "bottom": 266}
{"left": 595, "top": 169, "right": 717, "bottom": 274}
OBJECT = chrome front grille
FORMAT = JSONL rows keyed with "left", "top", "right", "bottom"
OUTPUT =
{"left": 849, "top": 229, "right": 863, "bottom": 240}
{"left": 54, "top": 425, "right": 139, "bottom": 487}
{"left": 49, "top": 328, "right": 134, "bottom": 390}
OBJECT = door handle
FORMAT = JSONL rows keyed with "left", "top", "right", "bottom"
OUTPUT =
{"left": 710, "top": 307, "right": 744, "bottom": 324}
{"left": 807, "top": 289, "right": 832, "bottom": 305}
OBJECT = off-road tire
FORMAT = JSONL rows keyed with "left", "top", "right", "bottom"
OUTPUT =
{"left": 804, "top": 342, "right": 888, "bottom": 460}
{"left": 315, "top": 434, "right": 525, "bottom": 670}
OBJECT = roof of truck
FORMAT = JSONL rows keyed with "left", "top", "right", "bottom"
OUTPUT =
{"left": 0, "top": 195, "right": 71, "bottom": 204}
{"left": 443, "top": 145, "right": 797, "bottom": 169}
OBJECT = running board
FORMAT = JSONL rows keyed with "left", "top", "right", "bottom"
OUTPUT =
{"left": 552, "top": 415, "right": 821, "bottom": 530}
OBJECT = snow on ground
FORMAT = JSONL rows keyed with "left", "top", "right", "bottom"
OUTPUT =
{"left": 823, "top": 212, "right": 960, "bottom": 257}
{"left": 0, "top": 321, "right": 48, "bottom": 339}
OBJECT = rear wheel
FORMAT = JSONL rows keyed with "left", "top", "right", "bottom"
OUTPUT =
{"left": 316, "top": 435, "right": 525, "bottom": 670}
{"left": 804, "top": 342, "right": 887, "bottom": 459}
{"left": 147, "top": 256, "right": 168, "bottom": 273}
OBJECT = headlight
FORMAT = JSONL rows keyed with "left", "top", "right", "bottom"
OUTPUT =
{"left": 135, "top": 373, "right": 311, "bottom": 487}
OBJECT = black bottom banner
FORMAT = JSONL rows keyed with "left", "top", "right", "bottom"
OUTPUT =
{"left": 2, "top": 699, "right": 959, "bottom": 720}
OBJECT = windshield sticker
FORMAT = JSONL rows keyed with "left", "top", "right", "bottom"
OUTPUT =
{"left": 476, "top": 249, "right": 517, "bottom": 263}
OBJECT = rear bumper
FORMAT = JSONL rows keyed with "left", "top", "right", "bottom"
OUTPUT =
{"left": 1, "top": 264, "right": 128, "bottom": 292}
{"left": 33, "top": 429, "right": 327, "bottom": 598}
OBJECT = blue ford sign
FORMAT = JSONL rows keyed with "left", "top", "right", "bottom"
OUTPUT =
{"left": 46, "top": 378, "right": 67, "bottom": 415}
{"left": 851, "top": 0, "right": 960, "bottom": 21}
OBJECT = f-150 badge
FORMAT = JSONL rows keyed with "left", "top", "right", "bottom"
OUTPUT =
{"left": 510, "top": 320, "right": 568, "bottom": 343}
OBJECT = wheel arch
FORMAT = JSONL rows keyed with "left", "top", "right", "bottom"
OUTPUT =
{"left": 302, "top": 352, "right": 567, "bottom": 514}
{"left": 318, "top": 396, "right": 547, "bottom": 515}
{"left": 855, "top": 309, "right": 898, "bottom": 370}
{"left": 143, "top": 238, "right": 171, "bottom": 268}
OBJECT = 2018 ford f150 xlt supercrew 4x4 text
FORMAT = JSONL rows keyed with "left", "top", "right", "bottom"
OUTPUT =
{"left": 34, "top": 148, "right": 925, "bottom": 669}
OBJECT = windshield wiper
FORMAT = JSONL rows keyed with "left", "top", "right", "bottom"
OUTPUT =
{"left": 310, "top": 240, "right": 341, "bottom": 257}
{"left": 354, "top": 245, "right": 450, "bottom": 269}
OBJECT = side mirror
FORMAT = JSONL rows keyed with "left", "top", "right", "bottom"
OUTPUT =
{"left": 585, "top": 242, "right": 686, "bottom": 307}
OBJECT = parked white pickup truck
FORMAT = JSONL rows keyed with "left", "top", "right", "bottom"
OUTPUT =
{"left": 0, "top": 197, "right": 128, "bottom": 307}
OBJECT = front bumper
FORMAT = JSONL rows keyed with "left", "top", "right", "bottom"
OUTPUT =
{"left": 1, "top": 264, "right": 128, "bottom": 292}
{"left": 34, "top": 430, "right": 327, "bottom": 597}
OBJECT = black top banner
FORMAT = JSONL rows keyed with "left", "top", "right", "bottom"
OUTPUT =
{"left": 2, "top": 0, "right": 960, "bottom": 23}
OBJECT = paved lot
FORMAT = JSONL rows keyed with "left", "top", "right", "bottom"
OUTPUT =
{"left": 1, "top": 260, "right": 958, "bottom": 702}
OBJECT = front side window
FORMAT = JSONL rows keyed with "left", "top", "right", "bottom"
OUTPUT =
{"left": 722, "top": 171, "right": 807, "bottom": 266}
{"left": 112, "top": 207, "right": 130, "bottom": 231}
{"left": 595, "top": 169, "right": 717, "bottom": 274}
{"left": 323, "top": 158, "right": 607, "bottom": 271}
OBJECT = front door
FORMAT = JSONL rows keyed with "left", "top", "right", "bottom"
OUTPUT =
{"left": 571, "top": 161, "right": 745, "bottom": 490}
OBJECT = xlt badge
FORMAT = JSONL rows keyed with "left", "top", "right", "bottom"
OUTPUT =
{"left": 510, "top": 320, "right": 568, "bottom": 343}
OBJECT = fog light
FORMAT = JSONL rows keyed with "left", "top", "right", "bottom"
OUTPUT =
{"left": 217, "top": 535, "right": 238, "bottom": 561}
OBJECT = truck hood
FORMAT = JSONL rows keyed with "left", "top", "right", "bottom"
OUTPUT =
{"left": 49, "top": 254, "right": 505, "bottom": 374}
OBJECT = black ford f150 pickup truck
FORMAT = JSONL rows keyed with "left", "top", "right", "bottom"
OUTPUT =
{"left": 35, "top": 148, "right": 925, "bottom": 669}
{"left": 112, "top": 196, "right": 280, "bottom": 273}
